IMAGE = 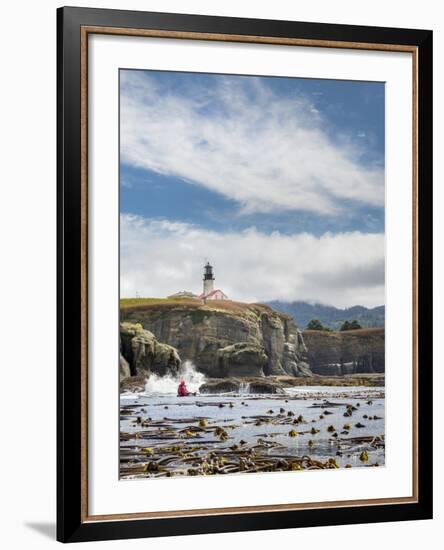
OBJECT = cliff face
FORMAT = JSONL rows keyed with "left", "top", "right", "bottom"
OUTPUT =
{"left": 302, "top": 328, "right": 385, "bottom": 376}
{"left": 120, "top": 300, "right": 311, "bottom": 378}
{"left": 120, "top": 322, "right": 181, "bottom": 379}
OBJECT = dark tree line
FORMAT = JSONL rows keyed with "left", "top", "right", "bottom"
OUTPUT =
{"left": 306, "top": 319, "right": 362, "bottom": 331}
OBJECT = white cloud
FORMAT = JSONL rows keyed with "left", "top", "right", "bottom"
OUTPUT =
{"left": 120, "top": 214, "right": 384, "bottom": 308}
{"left": 120, "top": 72, "right": 384, "bottom": 216}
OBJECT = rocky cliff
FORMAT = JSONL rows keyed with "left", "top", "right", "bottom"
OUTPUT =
{"left": 120, "top": 300, "right": 311, "bottom": 378}
{"left": 302, "top": 328, "right": 385, "bottom": 375}
{"left": 120, "top": 322, "right": 181, "bottom": 380}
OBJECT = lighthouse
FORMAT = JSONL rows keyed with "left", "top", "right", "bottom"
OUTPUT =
{"left": 167, "top": 262, "right": 229, "bottom": 301}
{"left": 203, "top": 261, "right": 215, "bottom": 296}
{"left": 200, "top": 262, "right": 229, "bottom": 301}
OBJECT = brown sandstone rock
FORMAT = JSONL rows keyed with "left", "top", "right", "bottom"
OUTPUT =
{"left": 120, "top": 301, "right": 311, "bottom": 378}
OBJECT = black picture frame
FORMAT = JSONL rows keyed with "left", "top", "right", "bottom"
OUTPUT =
{"left": 57, "top": 6, "right": 433, "bottom": 543}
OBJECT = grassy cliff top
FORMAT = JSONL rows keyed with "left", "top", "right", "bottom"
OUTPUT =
{"left": 120, "top": 297, "right": 287, "bottom": 320}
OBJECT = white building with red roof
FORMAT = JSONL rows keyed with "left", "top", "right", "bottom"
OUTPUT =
{"left": 198, "top": 262, "right": 229, "bottom": 301}
{"left": 199, "top": 288, "right": 228, "bottom": 301}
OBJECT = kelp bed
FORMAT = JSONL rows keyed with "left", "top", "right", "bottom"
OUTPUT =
{"left": 120, "top": 392, "right": 385, "bottom": 478}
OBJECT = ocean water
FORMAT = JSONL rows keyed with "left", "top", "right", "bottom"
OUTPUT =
{"left": 120, "top": 367, "right": 385, "bottom": 478}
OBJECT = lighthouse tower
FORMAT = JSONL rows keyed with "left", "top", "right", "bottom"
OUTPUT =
{"left": 203, "top": 261, "right": 215, "bottom": 296}
{"left": 199, "top": 261, "right": 229, "bottom": 301}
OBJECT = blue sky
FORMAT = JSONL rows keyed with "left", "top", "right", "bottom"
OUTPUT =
{"left": 120, "top": 69, "right": 385, "bottom": 307}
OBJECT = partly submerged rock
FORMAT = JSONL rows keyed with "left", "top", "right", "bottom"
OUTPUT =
{"left": 120, "top": 374, "right": 146, "bottom": 393}
{"left": 248, "top": 380, "right": 285, "bottom": 394}
{"left": 199, "top": 377, "right": 286, "bottom": 394}
{"left": 199, "top": 379, "right": 240, "bottom": 394}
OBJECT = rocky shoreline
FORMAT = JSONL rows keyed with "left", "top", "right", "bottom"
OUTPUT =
{"left": 119, "top": 300, "right": 385, "bottom": 479}
{"left": 199, "top": 374, "right": 385, "bottom": 394}
{"left": 120, "top": 300, "right": 311, "bottom": 378}
{"left": 120, "top": 300, "right": 385, "bottom": 384}
{"left": 303, "top": 329, "right": 384, "bottom": 375}
{"left": 121, "top": 374, "right": 385, "bottom": 394}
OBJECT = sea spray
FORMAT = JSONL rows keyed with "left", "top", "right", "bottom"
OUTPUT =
{"left": 239, "top": 381, "right": 251, "bottom": 394}
{"left": 144, "top": 360, "right": 206, "bottom": 395}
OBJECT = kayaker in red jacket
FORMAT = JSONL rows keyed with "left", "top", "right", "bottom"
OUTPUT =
{"left": 177, "top": 379, "right": 190, "bottom": 397}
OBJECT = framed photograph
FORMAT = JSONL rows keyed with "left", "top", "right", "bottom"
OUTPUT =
{"left": 57, "top": 6, "right": 433, "bottom": 543}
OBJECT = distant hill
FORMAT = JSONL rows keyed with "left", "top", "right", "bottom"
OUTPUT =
{"left": 265, "top": 301, "right": 385, "bottom": 330}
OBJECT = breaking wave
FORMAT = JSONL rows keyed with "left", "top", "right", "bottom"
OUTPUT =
{"left": 144, "top": 360, "right": 206, "bottom": 396}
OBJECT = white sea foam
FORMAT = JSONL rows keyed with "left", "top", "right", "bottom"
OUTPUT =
{"left": 144, "top": 360, "right": 206, "bottom": 396}
{"left": 238, "top": 382, "right": 251, "bottom": 394}
{"left": 120, "top": 392, "right": 140, "bottom": 400}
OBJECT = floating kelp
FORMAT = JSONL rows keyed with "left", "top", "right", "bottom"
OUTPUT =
{"left": 120, "top": 387, "right": 385, "bottom": 479}
{"left": 360, "top": 451, "right": 369, "bottom": 462}
{"left": 120, "top": 427, "right": 385, "bottom": 478}
{"left": 309, "top": 401, "right": 348, "bottom": 409}
{"left": 120, "top": 447, "right": 355, "bottom": 478}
